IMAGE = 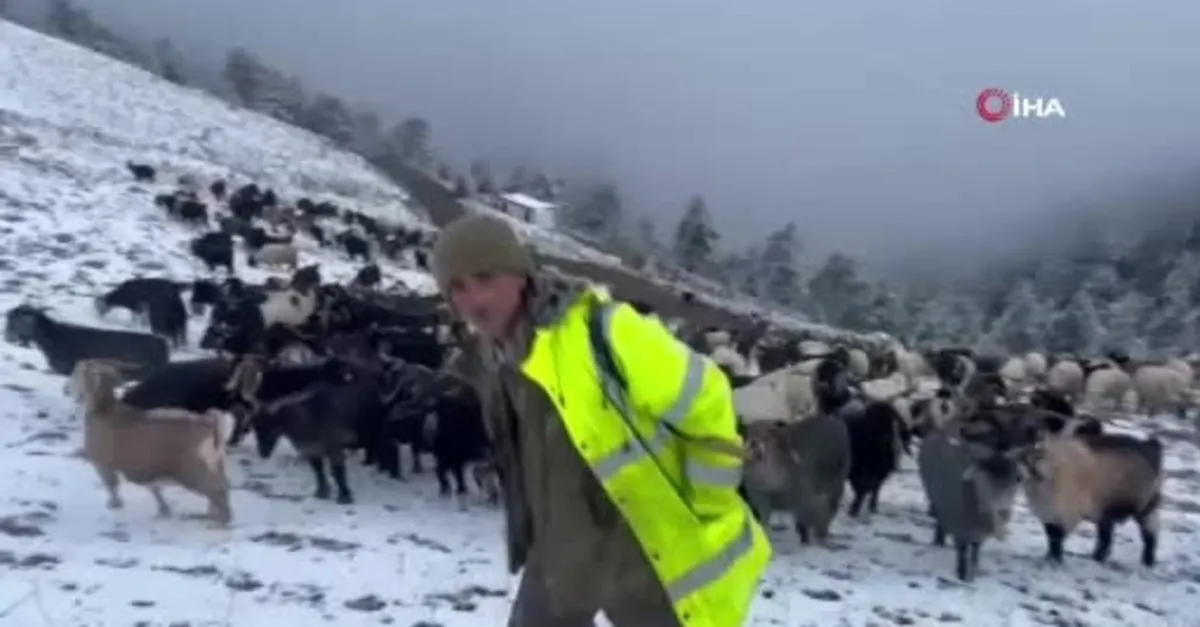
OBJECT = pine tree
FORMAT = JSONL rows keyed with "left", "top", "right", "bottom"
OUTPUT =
{"left": 46, "top": 0, "right": 89, "bottom": 40}
{"left": 224, "top": 47, "right": 265, "bottom": 106}
{"left": 253, "top": 73, "right": 307, "bottom": 124}
{"left": 986, "top": 279, "right": 1051, "bottom": 352}
{"left": 153, "top": 37, "right": 187, "bottom": 85}
{"left": 452, "top": 176, "right": 471, "bottom": 199}
{"left": 505, "top": 165, "right": 529, "bottom": 193}
{"left": 760, "top": 222, "right": 802, "bottom": 307}
{"left": 808, "top": 252, "right": 869, "bottom": 327}
{"left": 302, "top": 93, "right": 355, "bottom": 146}
{"left": 634, "top": 217, "right": 657, "bottom": 254}
{"left": 469, "top": 159, "right": 492, "bottom": 186}
{"left": 1047, "top": 290, "right": 1104, "bottom": 354}
{"left": 567, "top": 182, "right": 622, "bottom": 241}
{"left": 390, "top": 117, "right": 431, "bottom": 166}
{"left": 673, "top": 195, "right": 718, "bottom": 272}
{"left": 349, "top": 110, "right": 384, "bottom": 160}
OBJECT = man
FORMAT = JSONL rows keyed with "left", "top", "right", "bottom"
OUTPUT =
{"left": 432, "top": 214, "right": 771, "bottom": 627}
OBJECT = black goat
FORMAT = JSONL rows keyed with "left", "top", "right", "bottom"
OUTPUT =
{"left": 243, "top": 227, "right": 292, "bottom": 252}
{"left": 126, "top": 161, "right": 155, "bottom": 182}
{"left": 351, "top": 263, "right": 382, "bottom": 289}
{"left": 5, "top": 305, "right": 167, "bottom": 377}
{"left": 844, "top": 401, "right": 910, "bottom": 517}
{"left": 122, "top": 358, "right": 238, "bottom": 415}
{"left": 290, "top": 265, "right": 321, "bottom": 293}
{"left": 339, "top": 232, "right": 371, "bottom": 262}
{"left": 95, "top": 278, "right": 182, "bottom": 318}
{"left": 176, "top": 199, "right": 208, "bottom": 226}
{"left": 190, "top": 232, "right": 234, "bottom": 274}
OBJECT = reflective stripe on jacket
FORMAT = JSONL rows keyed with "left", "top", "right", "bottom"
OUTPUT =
{"left": 520, "top": 288, "right": 772, "bottom": 627}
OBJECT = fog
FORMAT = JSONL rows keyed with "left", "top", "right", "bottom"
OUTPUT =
{"left": 29, "top": 1, "right": 1200, "bottom": 276}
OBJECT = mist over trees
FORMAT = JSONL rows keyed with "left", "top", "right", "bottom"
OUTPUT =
{"left": 15, "top": 1, "right": 1200, "bottom": 357}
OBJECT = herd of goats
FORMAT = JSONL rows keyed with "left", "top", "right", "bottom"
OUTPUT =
{"left": 0, "top": 162, "right": 1190, "bottom": 584}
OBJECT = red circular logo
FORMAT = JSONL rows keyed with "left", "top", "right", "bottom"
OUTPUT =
{"left": 976, "top": 88, "right": 1011, "bottom": 123}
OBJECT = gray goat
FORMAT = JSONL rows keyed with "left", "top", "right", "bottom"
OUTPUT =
{"left": 918, "top": 419, "right": 1028, "bottom": 582}
{"left": 742, "top": 414, "right": 850, "bottom": 545}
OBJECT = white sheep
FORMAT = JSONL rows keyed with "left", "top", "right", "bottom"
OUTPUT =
{"left": 260, "top": 288, "right": 318, "bottom": 328}
{"left": 1082, "top": 367, "right": 1132, "bottom": 412}
{"left": 735, "top": 364, "right": 814, "bottom": 423}
{"left": 1024, "top": 352, "right": 1048, "bottom": 382}
{"left": 847, "top": 348, "right": 870, "bottom": 380}
{"left": 1133, "top": 365, "right": 1191, "bottom": 416}
{"left": 248, "top": 243, "right": 299, "bottom": 271}
{"left": 998, "top": 357, "right": 1028, "bottom": 398}
{"left": 710, "top": 344, "right": 751, "bottom": 377}
{"left": 1045, "top": 359, "right": 1085, "bottom": 401}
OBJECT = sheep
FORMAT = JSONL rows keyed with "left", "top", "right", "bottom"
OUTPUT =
{"left": 126, "top": 161, "right": 155, "bottom": 182}
{"left": 1132, "top": 364, "right": 1191, "bottom": 416}
{"left": 847, "top": 348, "right": 870, "bottom": 380}
{"left": 734, "top": 363, "right": 814, "bottom": 423}
{"left": 917, "top": 419, "right": 1029, "bottom": 581}
{"left": 742, "top": 416, "right": 850, "bottom": 544}
{"left": 247, "top": 243, "right": 299, "bottom": 271}
{"left": 190, "top": 232, "right": 234, "bottom": 274}
{"left": 1164, "top": 357, "right": 1195, "bottom": 385}
{"left": 998, "top": 356, "right": 1028, "bottom": 399}
{"left": 1082, "top": 366, "right": 1132, "bottom": 412}
{"left": 911, "top": 388, "right": 964, "bottom": 437}
{"left": 69, "top": 360, "right": 233, "bottom": 526}
{"left": 1020, "top": 422, "right": 1164, "bottom": 567}
{"left": 1045, "top": 358, "right": 1085, "bottom": 400}
{"left": 1024, "top": 352, "right": 1048, "bottom": 382}
{"left": 5, "top": 305, "right": 168, "bottom": 377}
{"left": 260, "top": 288, "right": 318, "bottom": 328}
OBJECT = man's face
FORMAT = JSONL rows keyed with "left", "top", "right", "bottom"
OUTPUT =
{"left": 447, "top": 272, "right": 526, "bottom": 339}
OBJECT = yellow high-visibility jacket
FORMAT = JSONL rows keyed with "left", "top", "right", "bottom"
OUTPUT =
{"left": 520, "top": 288, "right": 772, "bottom": 627}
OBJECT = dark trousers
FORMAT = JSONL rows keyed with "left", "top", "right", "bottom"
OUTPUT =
{"left": 507, "top": 569, "right": 682, "bottom": 627}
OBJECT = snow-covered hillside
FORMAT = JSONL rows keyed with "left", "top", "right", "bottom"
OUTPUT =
{"left": 2, "top": 18, "right": 1200, "bottom": 627}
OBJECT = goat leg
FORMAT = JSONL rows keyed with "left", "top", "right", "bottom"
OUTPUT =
{"left": 435, "top": 459, "right": 451, "bottom": 496}
{"left": 307, "top": 456, "right": 332, "bottom": 500}
{"left": 97, "top": 467, "right": 123, "bottom": 510}
{"left": 328, "top": 455, "right": 354, "bottom": 505}
{"left": 148, "top": 485, "right": 172, "bottom": 518}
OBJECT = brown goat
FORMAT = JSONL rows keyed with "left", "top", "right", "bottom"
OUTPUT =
{"left": 70, "top": 360, "right": 234, "bottom": 526}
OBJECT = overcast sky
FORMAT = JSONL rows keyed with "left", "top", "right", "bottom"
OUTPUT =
{"left": 23, "top": 0, "right": 1200, "bottom": 276}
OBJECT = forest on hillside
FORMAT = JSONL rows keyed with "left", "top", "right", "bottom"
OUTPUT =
{"left": 6, "top": 0, "right": 1200, "bottom": 358}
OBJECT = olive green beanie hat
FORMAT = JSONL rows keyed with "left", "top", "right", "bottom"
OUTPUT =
{"left": 431, "top": 213, "right": 536, "bottom": 293}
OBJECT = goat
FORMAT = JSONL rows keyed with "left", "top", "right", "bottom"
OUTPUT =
{"left": 69, "top": 360, "right": 233, "bottom": 526}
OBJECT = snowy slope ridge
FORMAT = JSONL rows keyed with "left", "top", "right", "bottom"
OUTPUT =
{"left": 2, "top": 19, "right": 1200, "bottom": 627}
{"left": 0, "top": 21, "right": 422, "bottom": 231}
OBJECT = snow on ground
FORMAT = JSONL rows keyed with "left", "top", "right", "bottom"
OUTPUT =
{"left": 2, "top": 18, "right": 1200, "bottom": 627}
